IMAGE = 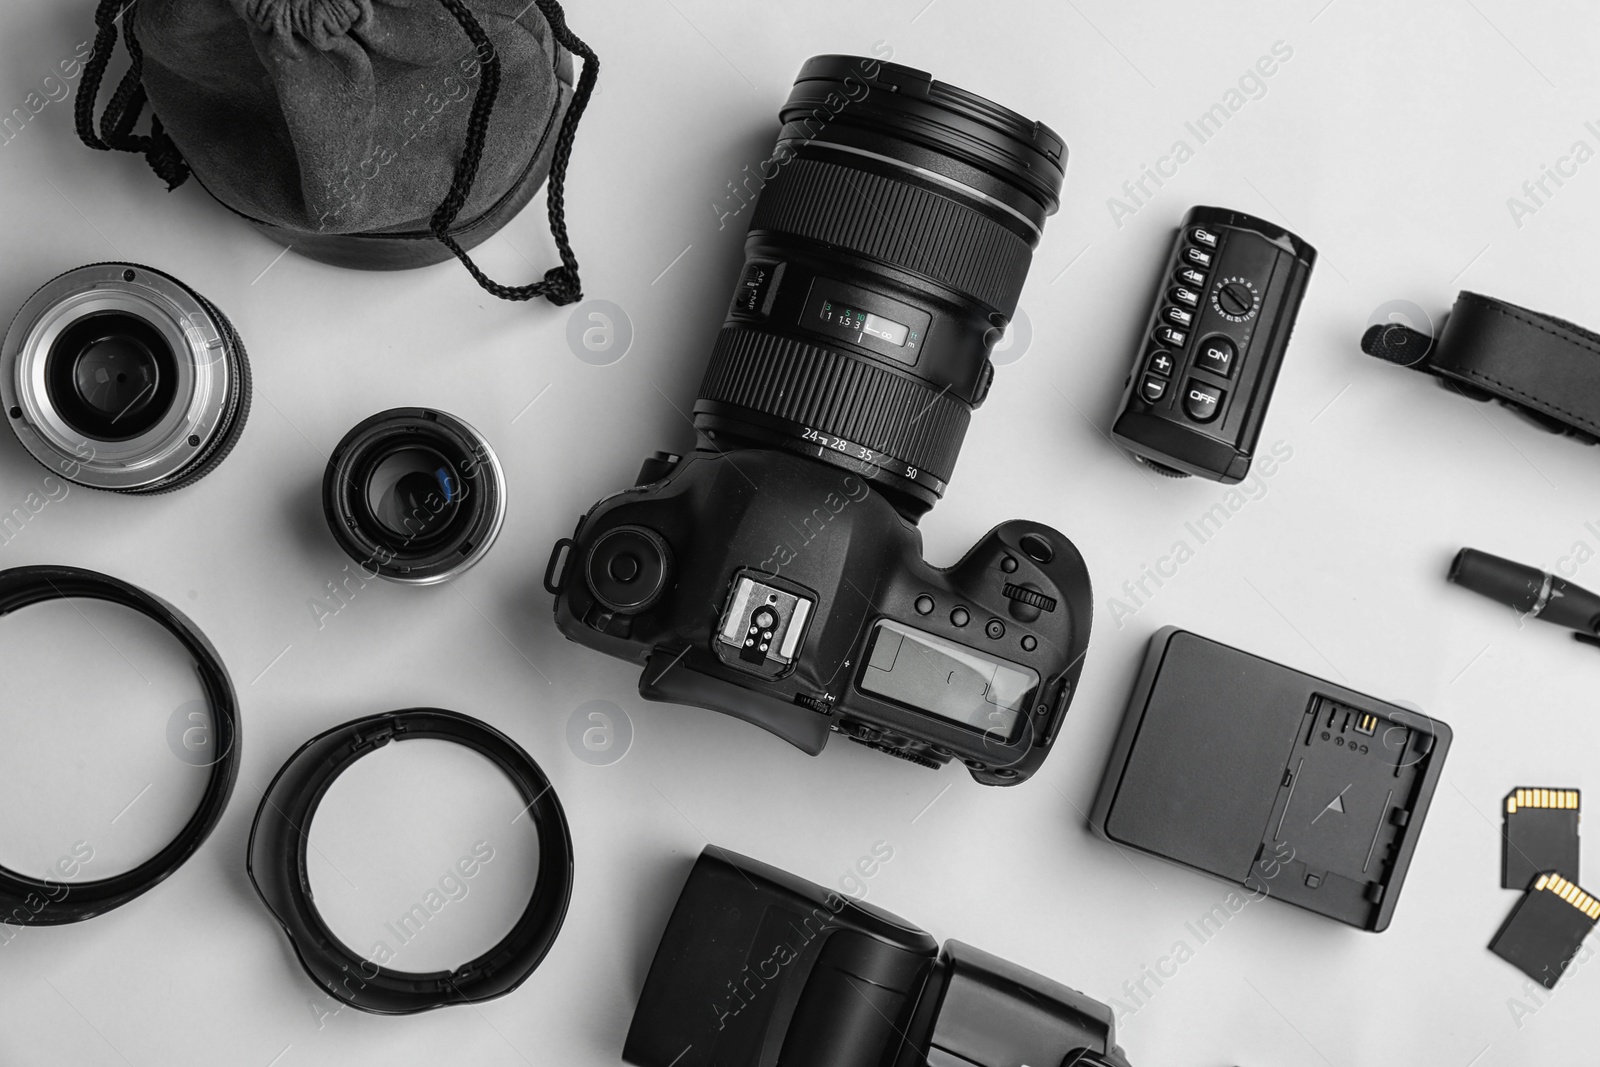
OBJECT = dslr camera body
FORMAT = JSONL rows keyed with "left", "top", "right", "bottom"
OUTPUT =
{"left": 546, "top": 57, "right": 1091, "bottom": 785}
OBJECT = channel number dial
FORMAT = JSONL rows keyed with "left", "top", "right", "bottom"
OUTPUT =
{"left": 1211, "top": 275, "right": 1260, "bottom": 324}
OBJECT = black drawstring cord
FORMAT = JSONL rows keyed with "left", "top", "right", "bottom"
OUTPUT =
{"left": 430, "top": 0, "right": 596, "bottom": 306}
{"left": 75, "top": 0, "right": 593, "bottom": 305}
{"left": 75, "top": 0, "right": 190, "bottom": 189}
{"left": 74, "top": 0, "right": 124, "bottom": 151}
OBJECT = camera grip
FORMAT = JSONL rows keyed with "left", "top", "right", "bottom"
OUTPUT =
{"left": 922, "top": 520, "right": 1094, "bottom": 784}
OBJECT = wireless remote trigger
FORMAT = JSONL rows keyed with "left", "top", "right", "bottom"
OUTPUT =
{"left": 1111, "top": 206, "right": 1316, "bottom": 482}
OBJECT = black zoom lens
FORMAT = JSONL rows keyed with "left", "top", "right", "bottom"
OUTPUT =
{"left": 693, "top": 56, "right": 1066, "bottom": 517}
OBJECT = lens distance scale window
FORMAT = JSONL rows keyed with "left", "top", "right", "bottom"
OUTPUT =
{"left": 801, "top": 279, "right": 930, "bottom": 366}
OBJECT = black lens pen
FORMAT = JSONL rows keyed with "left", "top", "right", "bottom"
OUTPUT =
{"left": 1451, "top": 548, "right": 1600, "bottom": 647}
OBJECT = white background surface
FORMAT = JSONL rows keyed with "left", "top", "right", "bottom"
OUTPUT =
{"left": 1, "top": 1, "right": 1599, "bottom": 1064}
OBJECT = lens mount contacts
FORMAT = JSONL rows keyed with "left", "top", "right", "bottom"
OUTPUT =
{"left": 0, "top": 263, "right": 252, "bottom": 493}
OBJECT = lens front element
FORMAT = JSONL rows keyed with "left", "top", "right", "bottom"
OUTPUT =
{"left": 365, "top": 447, "right": 465, "bottom": 544}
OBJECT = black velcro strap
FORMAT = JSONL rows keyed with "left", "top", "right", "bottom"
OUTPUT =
{"left": 1362, "top": 291, "right": 1600, "bottom": 442}
{"left": 1359, "top": 321, "right": 1433, "bottom": 366}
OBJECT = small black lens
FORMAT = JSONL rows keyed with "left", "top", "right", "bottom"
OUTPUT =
{"left": 324, "top": 409, "right": 505, "bottom": 585}
{"left": 46, "top": 312, "right": 178, "bottom": 440}
{"left": 365, "top": 447, "right": 463, "bottom": 543}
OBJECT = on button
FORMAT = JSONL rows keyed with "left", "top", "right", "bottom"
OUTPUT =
{"left": 1194, "top": 337, "right": 1237, "bottom": 377}
{"left": 1183, "top": 380, "right": 1224, "bottom": 422}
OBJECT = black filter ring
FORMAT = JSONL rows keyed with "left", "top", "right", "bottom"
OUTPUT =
{"left": 781, "top": 55, "right": 1067, "bottom": 223}
{"left": 246, "top": 708, "right": 573, "bottom": 1015}
{"left": 0, "top": 565, "right": 240, "bottom": 925}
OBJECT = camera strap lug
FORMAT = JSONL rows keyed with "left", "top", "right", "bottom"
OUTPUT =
{"left": 544, "top": 537, "right": 577, "bottom": 595}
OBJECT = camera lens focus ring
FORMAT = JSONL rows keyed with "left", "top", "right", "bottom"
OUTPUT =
{"left": 783, "top": 55, "right": 1066, "bottom": 219}
{"left": 750, "top": 156, "right": 1034, "bottom": 314}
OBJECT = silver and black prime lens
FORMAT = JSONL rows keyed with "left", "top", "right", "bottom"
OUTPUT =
{"left": 323, "top": 408, "right": 506, "bottom": 585}
{"left": 0, "top": 263, "right": 251, "bottom": 493}
{"left": 693, "top": 56, "right": 1066, "bottom": 518}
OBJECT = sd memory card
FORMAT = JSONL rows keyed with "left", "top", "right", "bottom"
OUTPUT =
{"left": 1490, "top": 873, "right": 1600, "bottom": 988}
{"left": 1503, "top": 788, "right": 1581, "bottom": 890}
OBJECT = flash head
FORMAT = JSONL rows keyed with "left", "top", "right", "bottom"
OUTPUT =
{"left": 624, "top": 847, "right": 1129, "bottom": 1067}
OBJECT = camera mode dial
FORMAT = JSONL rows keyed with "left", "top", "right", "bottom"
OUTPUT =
{"left": 586, "top": 525, "right": 673, "bottom": 614}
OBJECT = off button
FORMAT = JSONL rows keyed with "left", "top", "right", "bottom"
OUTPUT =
{"left": 1183, "top": 380, "right": 1224, "bottom": 422}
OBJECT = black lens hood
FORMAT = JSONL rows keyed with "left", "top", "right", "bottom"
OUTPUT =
{"left": 0, "top": 565, "right": 240, "bottom": 925}
{"left": 247, "top": 708, "right": 573, "bottom": 1015}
